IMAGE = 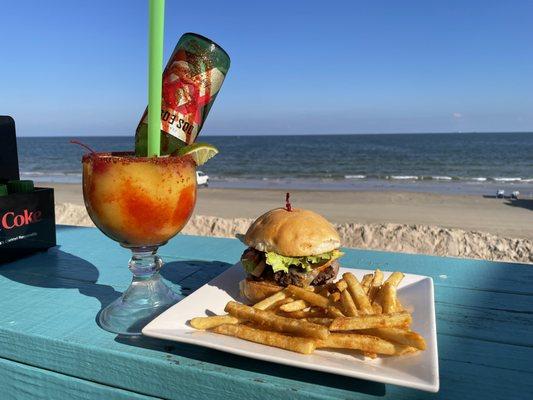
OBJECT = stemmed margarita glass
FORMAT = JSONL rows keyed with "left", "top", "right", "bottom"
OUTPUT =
{"left": 82, "top": 151, "right": 196, "bottom": 335}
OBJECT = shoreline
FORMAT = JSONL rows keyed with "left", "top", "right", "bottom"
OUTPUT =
{"left": 30, "top": 176, "right": 533, "bottom": 196}
{"left": 206, "top": 178, "right": 533, "bottom": 196}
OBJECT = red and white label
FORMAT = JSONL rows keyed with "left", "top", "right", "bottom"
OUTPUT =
{"left": 1, "top": 209, "right": 42, "bottom": 230}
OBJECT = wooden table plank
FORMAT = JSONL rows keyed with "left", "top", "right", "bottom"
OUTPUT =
{"left": 436, "top": 302, "right": 533, "bottom": 347}
{"left": 0, "top": 357, "right": 159, "bottom": 400}
{"left": 438, "top": 359, "right": 533, "bottom": 400}
{"left": 0, "top": 225, "right": 531, "bottom": 400}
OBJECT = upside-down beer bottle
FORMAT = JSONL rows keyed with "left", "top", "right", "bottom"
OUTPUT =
{"left": 135, "top": 33, "right": 230, "bottom": 156}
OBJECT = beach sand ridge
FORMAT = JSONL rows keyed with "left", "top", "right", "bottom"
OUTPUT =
{"left": 55, "top": 202, "right": 532, "bottom": 264}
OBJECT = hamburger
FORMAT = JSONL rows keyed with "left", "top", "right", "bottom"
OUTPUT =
{"left": 239, "top": 207, "right": 343, "bottom": 303}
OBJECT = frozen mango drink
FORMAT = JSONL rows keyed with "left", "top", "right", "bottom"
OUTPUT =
{"left": 83, "top": 152, "right": 196, "bottom": 247}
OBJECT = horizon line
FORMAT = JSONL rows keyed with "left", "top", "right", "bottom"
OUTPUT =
{"left": 16, "top": 130, "right": 533, "bottom": 138}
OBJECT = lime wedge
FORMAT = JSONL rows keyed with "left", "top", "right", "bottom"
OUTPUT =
{"left": 177, "top": 143, "right": 219, "bottom": 166}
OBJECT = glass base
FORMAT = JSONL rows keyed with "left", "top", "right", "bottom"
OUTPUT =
{"left": 98, "top": 247, "right": 181, "bottom": 336}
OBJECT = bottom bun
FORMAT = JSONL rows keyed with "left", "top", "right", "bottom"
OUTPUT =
{"left": 239, "top": 278, "right": 283, "bottom": 303}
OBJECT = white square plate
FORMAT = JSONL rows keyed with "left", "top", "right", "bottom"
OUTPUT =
{"left": 143, "top": 264, "right": 439, "bottom": 392}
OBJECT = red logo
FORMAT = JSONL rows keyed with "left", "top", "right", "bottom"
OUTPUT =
{"left": 1, "top": 209, "right": 42, "bottom": 230}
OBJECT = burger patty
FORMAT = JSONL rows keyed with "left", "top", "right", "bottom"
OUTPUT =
{"left": 273, "top": 263, "right": 339, "bottom": 287}
{"left": 242, "top": 248, "right": 339, "bottom": 287}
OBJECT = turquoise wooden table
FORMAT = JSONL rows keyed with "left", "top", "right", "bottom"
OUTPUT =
{"left": 0, "top": 225, "right": 531, "bottom": 399}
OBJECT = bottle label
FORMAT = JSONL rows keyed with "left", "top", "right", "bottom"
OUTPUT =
{"left": 140, "top": 59, "right": 225, "bottom": 144}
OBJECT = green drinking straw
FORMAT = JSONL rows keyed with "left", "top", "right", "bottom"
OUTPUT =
{"left": 147, "top": 0, "right": 165, "bottom": 157}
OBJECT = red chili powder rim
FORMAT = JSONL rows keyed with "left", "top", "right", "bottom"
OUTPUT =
{"left": 82, "top": 152, "right": 195, "bottom": 166}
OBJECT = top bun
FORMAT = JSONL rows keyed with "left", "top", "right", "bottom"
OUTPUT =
{"left": 244, "top": 208, "right": 341, "bottom": 256}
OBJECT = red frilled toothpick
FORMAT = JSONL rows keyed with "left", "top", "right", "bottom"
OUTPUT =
{"left": 285, "top": 192, "right": 292, "bottom": 212}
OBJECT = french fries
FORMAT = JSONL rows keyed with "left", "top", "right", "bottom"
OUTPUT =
{"left": 372, "top": 302, "right": 383, "bottom": 314}
{"left": 285, "top": 285, "right": 330, "bottom": 308}
{"left": 329, "top": 291, "right": 341, "bottom": 303}
{"left": 394, "top": 345, "right": 419, "bottom": 356}
{"left": 317, "top": 332, "right": 419, "bottom": 356}
{"left": 306, "top": 317, "right": 333, "bottom": 327}
{"left": 384, "top": 271, "right": 404, "bottom": 287}
{"left": 190, "top": 268, "right": 425, "bottom": 360}
{"left": 225, "top": 301, "right": 329, "bottom": 340}
{"left": 360, "top": 274, "right": 374, "bottom": 294}
{"left": 343, "top": 273, "right": 374, "bottom": 314}
{"left": 336, "top": 279, "right": 347, "bottom": 292}
{"left": 279, "top": 299, "right": 307, "bottom": 312}
{"left": 213, "top": 324, "right": 316, "bottom": 354}
{"left": 368, "top": 269, "right": 384, "bottom": 301}
{"left": 189, "top": 315, "right": 239, "bottom": 330}
{"left": 380, "top": 283, "right": 397, "bottom": 314}
{"left": 317, "top": 286, "right": 330, "bottom": 298}
{"left": 268, "top": 297, "right": 295, "bottom": 311}
{"left": 316, "top": 333, "right": 397, "bottom": 355}
{"left": 394, "top": 299, "right": 405, "bottom": 312}
{"left": 279, "top": 307, "right": 327, "bottom": 319}
{"left": 362, "top": 328, "right": 427, "bottom": 350}
{"left": 253, "top": 291, "right": 287, "bottom": 310}
{"left": 326, "top": 306, "right": 345, "bottom": 318}
{"left": 330, "top": 312, "right": 412, "bottom": 331}
{"left": 339, "top": 289, "right": 358, "bottom": 317}
{"left": 373, "top": 271, "right": 403, "bottom": 309}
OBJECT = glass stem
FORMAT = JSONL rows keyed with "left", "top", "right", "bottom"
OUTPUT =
{"left": 121, "top": 246, "right": 174, "bottom": 306}
{"left": 128, "top": 246, "right": 162, "bottom": 279}
{"left": 98, "top": 245, "right": 180, "bottom": 335}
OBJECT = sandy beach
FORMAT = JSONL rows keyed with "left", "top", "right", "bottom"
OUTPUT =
{"left": 49, "top": 183, "right": 532, "bottom": 263}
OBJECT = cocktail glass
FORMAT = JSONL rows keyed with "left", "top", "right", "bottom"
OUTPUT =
{"left": 82, "top": 152, "right": 196, "bottom": 335}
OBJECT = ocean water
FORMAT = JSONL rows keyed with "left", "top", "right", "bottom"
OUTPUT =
{"left": 15, "top": 132, "right": 533, "bottom": 195}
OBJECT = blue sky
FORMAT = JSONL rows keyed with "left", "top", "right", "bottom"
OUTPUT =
{"left": 1, "top": 0, "right": 532, "bottom": 136}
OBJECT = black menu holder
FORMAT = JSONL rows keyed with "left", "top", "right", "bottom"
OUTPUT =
{"left": 0, "top": 116, "right": 56, "bottom": 262}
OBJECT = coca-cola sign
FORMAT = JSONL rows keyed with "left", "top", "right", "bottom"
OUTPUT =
{"left": 1, "top": 117, "right": 56, "bottom": 261}
{"left": 1, "top": 209, "right": 42, "bottom": 230}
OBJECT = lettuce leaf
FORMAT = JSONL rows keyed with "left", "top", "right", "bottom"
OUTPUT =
{"left": 241, "top": 258, "right": 257, "bottom": 273}
{"left": 265, "top": 249, "right": 344, "bottom": 274}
